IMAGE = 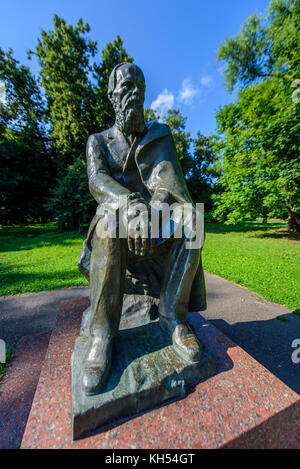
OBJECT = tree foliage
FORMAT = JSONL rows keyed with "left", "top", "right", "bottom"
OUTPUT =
{"left": 0, "top": 48, "right": 54, "bottom": 224}
{"left": 214, "top": 0, "right": 300, "bottom": 232}
{"left": 217, "top": 0, "right": 300, "bottom": 91}
{"left": 44, "top": 157, "right": 93, "bottom": 231}
{"left": 32, "top": 15, "right": 97, "bottom": 167}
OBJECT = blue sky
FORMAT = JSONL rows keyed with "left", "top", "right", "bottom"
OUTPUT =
{"left": 0, "top": 0, "right": 271, "bottom": 138}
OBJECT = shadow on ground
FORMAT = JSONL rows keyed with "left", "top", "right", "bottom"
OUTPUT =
{"left": 208, "top": 314, "right": 300, "bottom": 395}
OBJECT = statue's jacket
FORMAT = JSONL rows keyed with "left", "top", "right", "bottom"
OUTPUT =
{"left": 79, "top": 121, "right": 206, "bottom": 311}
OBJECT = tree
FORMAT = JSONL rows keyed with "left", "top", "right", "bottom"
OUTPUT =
{"left": 164, "top": 109, "right": 193, "bottom": 176}
{"left": 217, "top": 0, "right": 300, "bottom": 91}
{"left": 45, "top": 157, "right": 94, "bottom": 231}
{"left": 214, "top": 0, "right": 300, "bottom": 232}
{"left": 32, "top": 15, "right": 97, "bottom": 168}
{"left": 0, "top": 48, "right": 54, "bottom": 224}
{"left": 29, "top": 15, "right": 99, "bottom": 229}
{"left": 190, "top": 132, "right": 220, "bottom": 208}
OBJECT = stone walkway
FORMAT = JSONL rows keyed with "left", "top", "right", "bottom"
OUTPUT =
{"left": 0, "top": 273, "right": 299, "bottom": 393}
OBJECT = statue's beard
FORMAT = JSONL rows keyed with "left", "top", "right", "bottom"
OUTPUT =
{"left": 114, "top": 101, "right": 145, "bottom": 136}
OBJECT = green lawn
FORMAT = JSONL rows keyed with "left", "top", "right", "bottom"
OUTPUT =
{"left": 0, "top": 221, "right": 299, "bottom": 312}
{"left": 0, "top": 223, "right": 89, "bottom": 296}
{"left": 203, "top": 221, "right": 300, "bottom": 312}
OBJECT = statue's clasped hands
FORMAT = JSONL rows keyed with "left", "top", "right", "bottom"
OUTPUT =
{"left": 125, "top": 192, "right": 156, "bottom": 257}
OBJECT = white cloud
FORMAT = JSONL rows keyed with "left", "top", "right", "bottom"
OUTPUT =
{"left": 150, "top": 75, "right": 213, "bottom": 115}
{"left": 150, "top": 88, "right": 174, "bottom": 115}
{"left": 200, "top": 75, "right": 213, "bottom": 87}
{"left": 178, "top": 77, "right": 200, "bottom": 104}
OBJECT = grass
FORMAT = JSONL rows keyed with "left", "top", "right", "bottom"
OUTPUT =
{"left": 0, "top": 342, "right": 17, "bottom": 382}
{"left": 0, "top": 220, "right": 299, "bottom": 311}
{"left": 0, "top": 223, "right": 89, "bottom": 296}
{"left": 203, "top": 221, "right": 300, "bottom": 311}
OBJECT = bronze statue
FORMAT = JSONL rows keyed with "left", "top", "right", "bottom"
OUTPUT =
{"left": 78, "top": 63, "right": 206, "bottom": 396}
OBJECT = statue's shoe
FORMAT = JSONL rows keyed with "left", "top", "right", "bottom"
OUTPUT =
{"left": 159, "top": 316, "right": 202, "bottom": 363}
{"left": 81, "top": 335, "right": 112, "bottom": 396}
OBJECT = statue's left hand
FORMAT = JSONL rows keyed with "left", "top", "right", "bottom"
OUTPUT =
{"left": 126, "top": 193, "right": 151, "bottom": 256}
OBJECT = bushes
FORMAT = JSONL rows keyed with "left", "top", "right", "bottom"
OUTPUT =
{"left": 45, "top": 157, "right": 96, "bottom": 231}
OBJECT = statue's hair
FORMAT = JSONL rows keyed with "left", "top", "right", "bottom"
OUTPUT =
{"left": 108, "top": 62, "right": 145, "bottom": 101}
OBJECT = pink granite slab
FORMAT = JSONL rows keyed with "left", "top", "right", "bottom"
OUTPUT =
{"left": 0, "top": 332, "right": 50, "bottom": 449}
{"left": 21, "top": 298, "right": 300, "bottom": 449}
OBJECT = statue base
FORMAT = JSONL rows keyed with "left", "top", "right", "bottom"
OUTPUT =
{"left": 72, "top": 307, "right": 216, "bottom": 440}
{"left": 20, "top": 298, "right": 300, "bottom": 449}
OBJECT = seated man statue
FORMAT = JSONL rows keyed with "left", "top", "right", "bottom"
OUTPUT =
{"left": 78, "top": 62, "right": 206, "bottom": 395}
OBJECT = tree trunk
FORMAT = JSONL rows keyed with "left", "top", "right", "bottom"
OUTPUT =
{"left": 287, "top": 209, "right": 300, "bottom": 234}
{"left": 58, "top": 216, "right": 65, "bottom": 233}
{"left": 67, "top": 215, "right": 75, "bottom": 231}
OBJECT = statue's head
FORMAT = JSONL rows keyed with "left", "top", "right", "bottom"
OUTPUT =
{"left": 108, "top": 63, "right": 145, "bottom": 135}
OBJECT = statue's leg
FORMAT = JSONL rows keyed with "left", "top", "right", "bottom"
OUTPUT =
{"left": 158, "top": 235, "right": 203, "bottom": 363}
{"left": 81, "top": 226, "right": 127, "bottom": 395}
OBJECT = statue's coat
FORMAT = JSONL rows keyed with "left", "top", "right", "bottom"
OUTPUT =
{"left": 79, "top": 121, "right": 206, "bottom": 311}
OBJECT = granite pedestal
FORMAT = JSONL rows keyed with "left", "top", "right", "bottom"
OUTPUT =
{"left": 0, "top": 332, "right": 50, "bottom": 449}
{"left": 21, "top": 298, "right": 300, "bottom": 449}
